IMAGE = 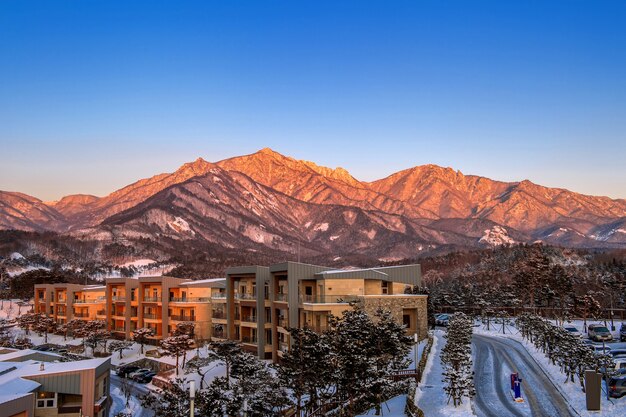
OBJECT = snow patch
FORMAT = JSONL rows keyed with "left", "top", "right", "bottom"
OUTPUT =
{"left": 329, "top": 235, "right": 340, "bottom": 241}
{"left": 167, "top": 217, "right": 195, "bottom": 236}
{"left": 479, "top": 226, "right": 515, "bottom": 246}
{"left": 9, "top": 252, "right": 24, "bottom": 260}
{"left": 313, "top": 223, "right": 329, "bottom": 232}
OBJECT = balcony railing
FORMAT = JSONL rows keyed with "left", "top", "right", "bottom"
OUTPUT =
{"left": 96, "top": 310, "right": 106, "bottom": 316}
{"left": 278, "top": 318, "right": 288, "bottom": 328}
{"left": 279, "top": 343, "right": 289, "bottom": 353}
{"left": 73, "top": 313, "right": 90, "bottom": 318}
{"left": 274, "top": 293, "right": 288, "bottom": 302}
{"left": 171, "top": 315, "right": 195, "bottom": 321}
{"left": 113, "top": 327, "right": 125, "bottom": 332}
{"left": 143, "top": 296, "right": 161, "bottom": 302}
{"left": 211, "top": 293, "right": 227, "bottom": 299}
{"left": 143, "top": 313, "right": 158, "bottom": 319}
{"left": 169, "top": 297, "right": 211, "bottom": 303}
{"left": 74, "top": 297, "right": 106, "bottom": 304}
{"left": 212, "top": 331, "right": 225, "bottom": 339}
{"left": 112, "top": 296, "right": 126, "bottom": 302}
{"left": 236, "top": 293, "right": 256, "bottom": 300}
{"left": 57, "top": 298, "right": 67, "bottom": 303}
{"left": 299, "top": 295, "right": 360, "bottom": 304}
{"left": 212, "top": 311, "right": 226, "bottom": 319}
{"left": 241, "top": 336, "right": 257, "bottom": 344}
{"left": 241, "top": 315, "right": 257, "bottom": 323}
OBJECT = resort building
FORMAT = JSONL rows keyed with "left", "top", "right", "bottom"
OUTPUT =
{"left": 34, "top": 284, "right": 106, "bottom": 324}
{"left": 104, "top": 276, "right": 226, "bottom": 342}
{"left": 226, "top": 261, "right": 427, "bottom": 361}
{"left": 0, "top": 348, "right": 110, "bottom": 417}
{"left": 33, "top": 263, "right": 427, "bottom": 361}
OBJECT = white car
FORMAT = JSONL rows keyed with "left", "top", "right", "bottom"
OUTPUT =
{"left": 563, "top": 325, "right": 582, "bottom": 339}
{"left": 593, "top": 345, "right": 612, "bottom": 356}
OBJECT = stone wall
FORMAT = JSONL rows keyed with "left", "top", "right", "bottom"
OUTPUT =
{"left": 359, "top": 295, "right": 428, "bottom": 341}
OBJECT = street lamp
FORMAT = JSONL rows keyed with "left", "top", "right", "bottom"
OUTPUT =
{"left": 189, "top": 380, "right": 195, "bottom": 417}
{"left": 414, "top": 333, "right": 419, "bottom": 370}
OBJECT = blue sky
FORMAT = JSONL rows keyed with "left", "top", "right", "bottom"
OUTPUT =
{"left": 1, "top": 1, "right": 625, "bottom": 200}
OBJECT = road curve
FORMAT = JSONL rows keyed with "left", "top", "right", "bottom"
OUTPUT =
{"left": 473, "top": 334, "right": 578, "bottom": 417}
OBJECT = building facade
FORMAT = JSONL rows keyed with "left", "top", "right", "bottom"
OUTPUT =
{"left": 226, "top": 262, "right": 427, "bottom": 361}
{"left": 0, "top": 349, "right": 110, "bottom": 417}
{"left": 35, "top": 277, "right": 226, "bottom": 343}
{"left": 34, "top": 263, "right": 427, "bottom": 362}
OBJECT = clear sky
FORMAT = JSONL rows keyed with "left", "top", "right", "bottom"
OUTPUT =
{"left": 1, "top": 0, "right": 625, "bottom": 201}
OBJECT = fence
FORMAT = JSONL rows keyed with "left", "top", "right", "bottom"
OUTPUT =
{"left": 405, "top": 333, "right": 434, "bottom": 417}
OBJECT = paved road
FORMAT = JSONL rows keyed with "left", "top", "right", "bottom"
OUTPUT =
{"left": 109, "top": 374, "right": 154, "bottom": 417}
{"left": 473, "top": 334, "right": 578, "bottom": 417}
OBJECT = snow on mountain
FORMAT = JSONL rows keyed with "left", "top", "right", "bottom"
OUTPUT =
{"left": 479, "top": 226, "right": 515, "bottom": 246}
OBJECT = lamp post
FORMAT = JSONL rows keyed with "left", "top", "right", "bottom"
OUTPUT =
{"left": 414, "top": 333, "right": 418, "bottom": 370}
{"left": 189, "top": 380, "right": 195, "bottom": 417}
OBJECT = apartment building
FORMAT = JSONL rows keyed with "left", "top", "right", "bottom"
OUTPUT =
{"left": 226, "top": 262, "right": 427, "bottom": 361}
{"left": 34, "top": 284, "right": 106, "bottom": 324}
{"left": 36, "top": 277, "right": 226, "bottom": 343}
{"left": 105, "top": 276, "right": 226, "bottom": 343}
{"left": 0, "top": 349, "right": 110, "bottom": 417}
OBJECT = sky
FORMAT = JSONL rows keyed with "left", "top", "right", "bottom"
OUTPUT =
{"left": 1, "top": 0, "right": 625, "bottom": 201}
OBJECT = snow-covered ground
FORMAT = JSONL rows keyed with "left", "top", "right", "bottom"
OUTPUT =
{"left": 474, "top": 320, "right": 626, "bottom": 417}
{"left": 415, "top": 330, "right": 475, "bottom": 417}
{"left": 356, "top": 395, "right": 408, "bottom": 417}
{"left": 0, "top": 299, "right": 33, "bottom": 320}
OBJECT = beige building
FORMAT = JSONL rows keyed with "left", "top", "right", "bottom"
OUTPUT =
{"left": 34, "top": 263, "right": 426, "bottom": 362}
{"left": 0, "top": 349, "right": 110, "bottom": 417}
{"left": 34, "top": 284, "right": 106, "bottom": 324}
{"left": 226, "top": 262, "right": 427, "bottom": 361}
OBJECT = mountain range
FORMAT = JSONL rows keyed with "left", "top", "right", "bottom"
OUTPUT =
{"left": 2, "top": 148, "right": 626, "bottom": 262}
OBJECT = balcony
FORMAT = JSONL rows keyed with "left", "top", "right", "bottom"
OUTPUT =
{"left": 241, "top": 315, "right": 257, "bottom": 323}
{"left": 212, "top": 311, "right": 226, "bottom": 319}
{"left": 170, "top": 315, "right": 195, "bottom": 321}
{"left": 96, "top": 310, "right": 106, "bottom": 316}
{"left": 274, "top": 293, "right": 288, "bottom": 302}
{"left": 278, "top": 318, "right": 288, "bottom": 328}
{"left": 279, "top": 343, "right": 289, "bottom": 353}
{"left": 74, "top": 297, "right": 106, "bottom": 304}
{"left": 236, "top": 293, "right": 256, "bottom": 300}
{"left": 57, "top": 298, "right": 67, "bottom": 304}
{"left": 211, "top": 293, "right": 227, "bottom": 299}
{"left": 73, "top": 312, "right": 90, "bottom": 318}
{"left": 113, "top": 327, "right": 126, "bottom": 332}
{"left": 143, "top": 296, "right": 161, "bottom": 302}
{"left": 143, "top": 313, "right": 158, "bottom": 319}
{"left": 169, "top": 297, "right": 210, "bottom": 303}
{"left": 241, "top": 336, "right": 257, "bottom": 344}
{"left": 299, "top": 294, "right": 360, "bottom": 304}
{"left": 112, "top": 296, "right": 126, "bottom": 302}
{"left": 212, "top": 331, "right": 226, "bottom": 339}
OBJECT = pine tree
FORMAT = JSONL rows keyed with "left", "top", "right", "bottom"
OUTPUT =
{"left": 132, "top": 327, "right": 154, "bottom": 354}
{"left": 109, "top": 340, "right": 133, "bottom": 359}
{"left": 441, "top": 313, "right": 475, "bottom": 407}
{"left": 161, "top": 335, "right": 193, "bottom": 375}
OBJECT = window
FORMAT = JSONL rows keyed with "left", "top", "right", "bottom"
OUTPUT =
{"left": 36, "top": 392, "right": 56, "bottom": 408}
{"left": 403, "top": 314, "right": 411, "bottom": 328}
{"left": 382, "top": 281, "right": 389, "bottom": 295}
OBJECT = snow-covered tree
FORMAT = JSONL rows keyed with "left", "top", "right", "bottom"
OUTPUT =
{"left": 161, "top": 335, "right": 193, "bottom": 375}
{"left": 185, "top": 355, "right": 217, "bottom": 389}
{"left": 132, "top": 327, "right": 154, "bottom": 354}
{"left": 109, "top": 340, "right": 133, "bottom": 359}
{"left": 441, "top": 312, "right": 475, "bottom": 407}
{"left": 209, "top": 340, "right": 242, "bottom": 387}
{"left": 32, "top": 314, "right": 57, "bottom": 343}
{"left": 16, "top": 312, "right": 37, "bottom": 335}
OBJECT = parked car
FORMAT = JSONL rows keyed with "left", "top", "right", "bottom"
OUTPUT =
{"left": 117, "top": 366, "right": 140, "bottom": 378}
{"left": 609, "top": 350, "right": 626, "bottom": 357}
{"left": 592, "top": 345, "right": 612, "bottom": 355}
{"left": 435, "top": 314, "right": 450, "bottom": 326}
{"left": 608, "top": 376, "right": 626, "bottom": 398}
{"left": 127, "top": 368, "right": 152, "bottom": 379}
{"left": 620, "top": 324, "right": 626, "bottom": 342}
{"left": 588, "top": 324, "right": 613, "bottom": 342}
{"left": 563, "top": 326, "right": 582, "bottom": 338}
{"left": 134, "top": 371, "right": 157, "bottom": 383}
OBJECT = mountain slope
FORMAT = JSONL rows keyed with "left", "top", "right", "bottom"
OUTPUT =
{"left": 1, "top": 148, "right": 626, "bottom": 257}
